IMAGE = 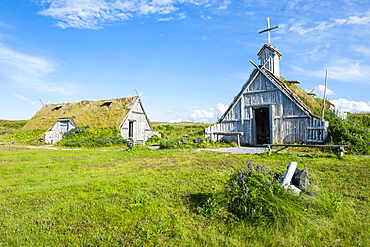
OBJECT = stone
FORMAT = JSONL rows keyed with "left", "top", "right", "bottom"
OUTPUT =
{"left": 292, "top": 168, "right": 309, "bottom": 191}
{"left": 193, "top": 138, "right": 203, "bottom": 143}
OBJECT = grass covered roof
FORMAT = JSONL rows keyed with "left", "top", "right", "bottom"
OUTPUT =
{"left": 22, "top": 97, "right": 138, "bottom": 131}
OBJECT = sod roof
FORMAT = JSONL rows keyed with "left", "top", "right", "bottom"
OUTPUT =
{"left": 264, "top": 68, "right": 332, "bottom": 118}
{"left": 22, "top": 97, "right": 138, "bottom": 131}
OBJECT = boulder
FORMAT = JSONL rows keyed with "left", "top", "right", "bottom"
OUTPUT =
{"left": 292, "top": 168, "right": 309, "bottom": 191}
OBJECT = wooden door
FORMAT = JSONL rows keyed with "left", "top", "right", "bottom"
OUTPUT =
{"left": 254, "top": 107, "right": 271, "bottom": 144}
{"left": 129, "top": 121, "right": 134, "bottom": 138}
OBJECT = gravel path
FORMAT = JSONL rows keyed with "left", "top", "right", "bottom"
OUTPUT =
{"left": 197, "top": 147, "right": 268, "bottom": 154}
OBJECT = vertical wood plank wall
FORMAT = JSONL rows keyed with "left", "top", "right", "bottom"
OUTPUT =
{"left": 205, "top": 73, "right": 328, "bottom": 145}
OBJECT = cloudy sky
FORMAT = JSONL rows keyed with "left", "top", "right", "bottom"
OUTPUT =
{"left": 1, "top": 0, "right": 370, "bottom": 122}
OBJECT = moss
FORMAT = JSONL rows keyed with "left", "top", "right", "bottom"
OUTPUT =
{"left": 284, "top": 82, "right": 330, "bottom": 118}
{"left": 22, "top": 97, "right": 137, "bottom": 131}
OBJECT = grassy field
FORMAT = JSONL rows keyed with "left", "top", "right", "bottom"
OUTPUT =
{"left": 0, "top": 147, "right": 369, "bottom": 246}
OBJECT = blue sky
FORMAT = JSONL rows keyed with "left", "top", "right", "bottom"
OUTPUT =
{"left": 1, "top": 0, "right": 370, "bottom": 122}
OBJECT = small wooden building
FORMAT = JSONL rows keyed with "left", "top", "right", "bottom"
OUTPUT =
{"left": 45, "top": 118, "right": 75, "bottom": 144}
{"left": 23, "top": 96, "right": 157, "bottom": 144}
{"left": 205, "top": 43, "right": 328, "bottom": 145}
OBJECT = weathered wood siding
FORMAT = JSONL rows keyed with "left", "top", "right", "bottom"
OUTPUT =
{"left": 45, "top": 119, "right": 75, "bottom": 144}
{"left": 205, "top": 73, "right": 328, "bottom": 145}
{"left": 120, "top": 100, "right": 153, "bottom": 143}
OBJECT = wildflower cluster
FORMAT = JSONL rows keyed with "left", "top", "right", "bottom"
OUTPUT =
{"left": 225, "top": 162, "right": 284, "bottom": 222}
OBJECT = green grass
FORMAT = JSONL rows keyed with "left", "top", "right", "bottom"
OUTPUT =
{"left": 150, "top": 122, "right": 237, "bottom": 149}
{"left": 0, "top": 147, "right": 368, "bottom": 246}
{"left": 152, "top": 122, "right": 212, "bottom": 139}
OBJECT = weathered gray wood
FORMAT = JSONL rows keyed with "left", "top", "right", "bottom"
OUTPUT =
{"left": 264, "top": 144, "right": 349, "bottom": 148}
{"left": 282, "top": 162, "right": 301, "bottom": 195}
{"left": 264, "top": 144, "right": 349, "bottom": 158}
{"left": 211, "top": 132, "right": 244, "bottom": 146}
{"left": 205, "top": 34, "right": 329, "bottom": 146}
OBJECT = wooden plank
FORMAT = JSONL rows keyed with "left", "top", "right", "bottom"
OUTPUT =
{"left": 307, "top": 126, "right": 326, "bottom": 130}
{"left": 211, "top": 132, "right": 244, "bottom": 136}
{"left": 282, "top": 162, "right": 301, "bottom": 194}
{"left": 264, "top": 144, "right": 349, "bottom": 148}
{"left": 263, "top": 144, "right": 349, "bottom": 159}
{"left": 282, "top": 115, "right": 310, "bottom": 119}
{"left": 243, "top": 88, "right": 280, "bottom": 95}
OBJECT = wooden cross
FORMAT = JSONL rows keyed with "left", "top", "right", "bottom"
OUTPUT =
{"left": 258, "top": 17, "right": 279, "bottom": 44}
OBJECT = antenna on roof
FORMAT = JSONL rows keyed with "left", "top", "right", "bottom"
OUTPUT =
{"left": 39, "top": 98, "right": 45, "bottom": 106}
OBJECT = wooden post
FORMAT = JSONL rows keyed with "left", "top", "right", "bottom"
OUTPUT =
{"left": 282, "top": 162, "right": 301, "bottom": 194}
{"left": 339, "top": 146, "right": 345, "bottom": 158}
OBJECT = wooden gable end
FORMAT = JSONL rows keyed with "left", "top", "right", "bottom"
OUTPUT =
{"left": 119, "top": 98, "right": 154, "bottom": 143}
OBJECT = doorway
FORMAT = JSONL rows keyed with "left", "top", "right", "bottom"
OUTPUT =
{"left": 254, "top": 107, "right": 271, "bottom": 144}
{"left": 129, "top": 121, "right": 134, "bottom": 138}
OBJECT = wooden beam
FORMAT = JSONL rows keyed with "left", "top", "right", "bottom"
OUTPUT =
{"left": 264, "top": 144, "right": 349, "bottom": 159}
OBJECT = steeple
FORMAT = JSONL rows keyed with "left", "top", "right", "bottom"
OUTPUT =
{"left": 257, "top": 18, "right": 281, "bottom": 77}
{"left": 257, "top": 44, "right": 282, "bottom": 77}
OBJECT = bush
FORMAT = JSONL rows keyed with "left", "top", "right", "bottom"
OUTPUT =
{"left": 327, "top": 113, "right": 370, "bottom": 154}
{"left": 0, "top": 130, "right": 44, "bottom": 144}
{"left": 146, "top": 135, "right": 161, "bottom": 145}
{"left": 58, "top": 127, "right": 127, "bottom": 148}
{"left": 224, "top": 163, "right": 287, "bottom": 223}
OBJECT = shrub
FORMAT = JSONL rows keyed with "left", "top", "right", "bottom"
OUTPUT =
{"left": 58, "top": 127, "right": 127, "bottom": 148}
{"left": 327, "top": 113, "right": 370, "bottom": 154}
{"left": 224, "top": 163, "right": 287, "bottom": 223}
{"left": 0, "top": 130, "right": 44, "bottom": 144}
{"left": 146, "top": 135, "right": 161, "bottom": 145}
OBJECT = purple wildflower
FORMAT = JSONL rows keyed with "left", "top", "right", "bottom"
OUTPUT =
{"left": 248, "top": 162, "right": 253, "bottom": 168}
{"left": 256, "top": 165, "right": 263, "bottom": 170}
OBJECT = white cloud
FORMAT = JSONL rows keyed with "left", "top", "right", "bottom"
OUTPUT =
{"left": 218, "top": 0, "right": 231, "bottom": 10}
{"left": 177, "top": 12, "right": 187, "bottom": 19}
{"left": 331, "top": 98, "right": 370, "bottom": 113}
{"left": 352, "top": 45, "right": 370, "bottom": 57}
{"left": 288, "top": 20, "right": 334, "bottom": 35}
{"left": 190, "top": 109, "right": 215, "bottom": 120}
{"left": 294, "top": 59, "right": 370, "bottom": 84}
{"left": 200, "top": 15, "right": 212, "bottom": 20}
{"left": 189, "top": 103, "right": 228, "bottom": 122}
{"left": 325, "top": 61, "right": 370, "bottom": 83}
{"left": 157, "top": 17, "right": 172, "bottom": 21}
{"left": 35, "top": 0, "right": 221, "bottom": 29}
{"left": 0, "top": 43, "right": 80, "bottom": 94}
{"left": 13, "top": 93, "right": 28, "bottom": 101}
{"left": 315, "top": 85, "right": 335, "bottom": 96}
{"left": 216, "top": 102, "right": 228, "bottom": 115}
{"left": 335, "top": 12, "right": 370, "bottom": 25}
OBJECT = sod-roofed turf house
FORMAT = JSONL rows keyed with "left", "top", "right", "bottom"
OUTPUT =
{"left": 205, "top": 42, "right": 331, "bottom": 146}
{"left": 22, "top": 97, "right": 156, "bottom": 144}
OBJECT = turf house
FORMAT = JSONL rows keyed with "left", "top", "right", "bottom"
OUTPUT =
{"left": 23, "top": 96, "right": 156, "bottom": 144}
{"left": 205, "top": 21, "right": 330, "bottom": 145}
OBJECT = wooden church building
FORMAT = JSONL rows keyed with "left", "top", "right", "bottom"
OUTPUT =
{"left": 205, "top": 20, "right": 328, "bottom": 145}
{"left": 23, "top": 96, "right": 157, "bottom": 144}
